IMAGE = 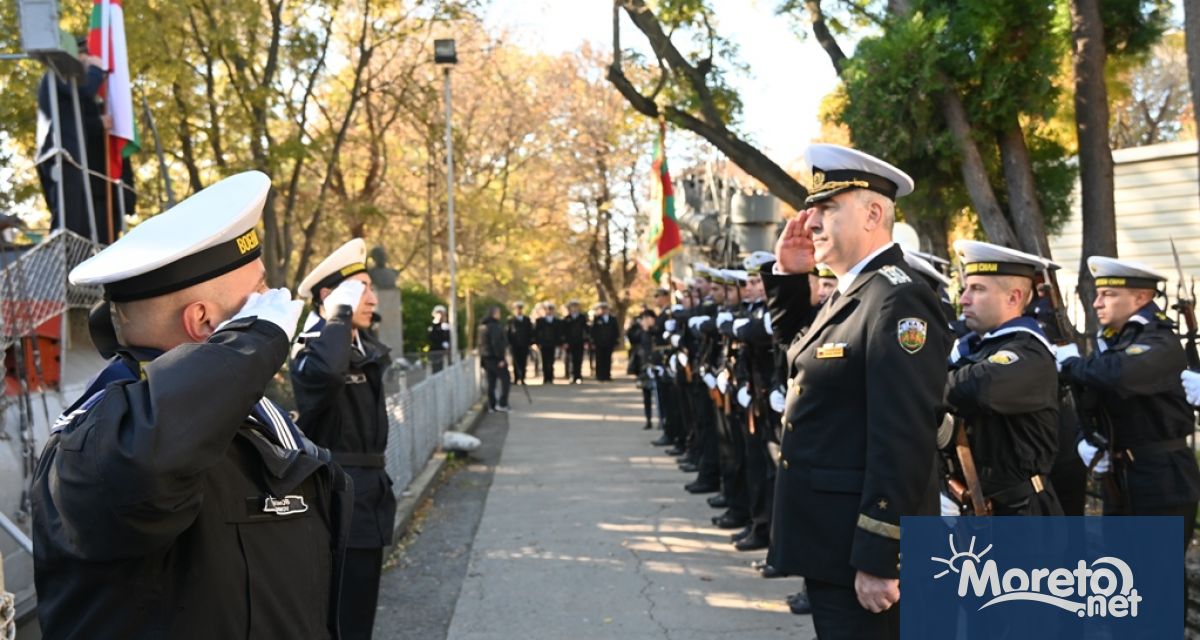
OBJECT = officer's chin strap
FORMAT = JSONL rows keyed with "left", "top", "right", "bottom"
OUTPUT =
{"left": 89, "top": 301, "right": 121, "bottom": 360}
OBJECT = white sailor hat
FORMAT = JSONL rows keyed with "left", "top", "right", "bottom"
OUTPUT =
{"left": 804, "top": 144, "right": 914, "bottom": 206}
{"left": 70, "top": 171, "right": 270, "bottom": 302}
{"left": 743, "top": 251, "right": 775, "bottom": 274}
{"left": 725, "top": 269, "right": 749, "bottom": 284}
{"left": 432, "top": 304, "right": 447, "bottom": 314}
{"left": 1087, "top": 256, "right": 1166, "bottom": 290}
{"left": 297, "top": 238, "right": 369, "bottom": 300}
{"left": 513, "top": 300, "right": 525, "bottom": 308}
{"left": 953, "top": 239, "right": 1057, "bottom": 279}
{"left": 903, "top": 249, "right": 951, "bottom": 287}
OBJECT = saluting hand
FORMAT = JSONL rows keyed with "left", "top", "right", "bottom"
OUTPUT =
{"left": 774, "top": 209, "right": 816, "bottom": 274}
{"left": 855, "top": 570, "right": 899, "bottom": 613}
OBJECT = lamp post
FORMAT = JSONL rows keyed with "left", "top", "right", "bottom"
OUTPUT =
{"left": 434, "top": 38, "right": 459, "bottom": 363}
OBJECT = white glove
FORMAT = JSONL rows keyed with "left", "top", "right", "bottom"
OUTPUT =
{"left": 1054, "top": 343, "right": 1080, "bottom": 372}
{"left": 1183, "top": 370, "right": 1200, "bottom": 406}
{"left": 670, "top": 334, "right": 681, "bottom": 348}
{"left": 736, "top": 385, "right": 751, "bottom": 408}
{"left": 662, "top": 330, "right": 672, "bottom": 340}
{"left": 702, "top": 373, "right": 717, "bottom": 390}
{"left": 1077, "top": 440, "right": 1109, "bottom": 474}
{"left": 688, "top": 316, "right": 708, "bottom": 330}
{"left": 227, "top": 288, "right": 305, "bottom": 341}
{"left": 716, "top": 370, "right": 730, "bottom": 394}
{"left": 668, "top": 355, "right": 678, "bottom": 376}
{"left": 677, "top": 351, "right": 688, "bottom": 367}
{"left": 322, "top": 279, "right": 366, "bottom": 317}
{"left": 940, "top": 492, "right": 963, "bottom": 517}
{"left": 716, "top": 311, "right": 733, "bottom": 327}
{"left": 665, "top": 319, "right": 677, "bottom": 332}
{"left": 764, "top": 312, "right": 774, "bottom": 336}
{"left": 733, "top": 318, "right": 751, "bottom": 335}
{"left": 769, "top": 389, "right": 785, "bottom": 413}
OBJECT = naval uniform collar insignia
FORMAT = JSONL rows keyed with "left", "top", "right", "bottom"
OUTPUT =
{"left": 263, "top": 494, "right": 309, "bottom": 516}
{"left": 878, "top": 264, "right": 911, "bottom": 286}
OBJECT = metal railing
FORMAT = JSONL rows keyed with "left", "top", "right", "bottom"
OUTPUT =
{"left": 384, "top": 354, "right": 481, "bottom": 494}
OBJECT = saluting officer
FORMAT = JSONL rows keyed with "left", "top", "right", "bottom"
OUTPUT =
{"left": 763, "top": 144, "right": 948, "bottom": 639}
{"left": 292, "top": 238, "right": 395, "bottom": 640}
{"left": 1057, "top": 257, "right": 1200, "bottom": 549}
{"left": 32, "top": 172, "right": 353, "bottom": 639}
{"left": 428, "top": 305, "right": 452, "bottom": 372}
{"left": 944, "top": 240, "right": 1063, "bottom": 516}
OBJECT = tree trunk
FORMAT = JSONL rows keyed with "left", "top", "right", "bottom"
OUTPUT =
{"left": 996, "top": 124, "right": 1052, "bottom": 257}
{"left": 1184, "top": 0, "right": 1200, "bottom": 213}
{"left": 939, "top": 87, "right": 1020, "bottom": 248}
{"left": 1070, "top": 0, "right": 1117, "bottom": 331}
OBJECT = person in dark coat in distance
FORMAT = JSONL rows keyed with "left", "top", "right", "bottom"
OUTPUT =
{"left": 507, "top": 301, "right": 534, "bottom": 384}
{"left": 535, "top": 302, "right": 562, "bottom": 384}
{"left": 479, "top": 305, "right": 511, "bottom": 411}
{"left": 628, "top": 308, "right": 659, "bottom": 429}
{"left": 590, "top": 301, "right": 620, "bottom": 381}
{"left": 31, "top": 172, "right": 352, "bottom": 639}
{"left": 292, "top": 238, "right": 395, "bottom": 640}
{"left": 562, "top": 300, "right": 589, "bottom": 383}
{"left": 428, "top": 305, "right": 451, "bottom": 372}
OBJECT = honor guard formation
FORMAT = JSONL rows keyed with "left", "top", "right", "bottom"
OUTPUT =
{"left": 622, "top": 143, "right": 1200, "bottom": 639}
{"left": 19, "top": 144, "right": 1200, "bottom": 640}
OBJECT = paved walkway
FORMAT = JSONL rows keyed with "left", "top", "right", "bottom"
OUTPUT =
{"left": 444, "top": 376, "right": 814, "bottom": 640}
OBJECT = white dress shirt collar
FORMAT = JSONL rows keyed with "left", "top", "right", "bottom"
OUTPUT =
{"left": 837, "top": 242, "right": 896, "bottom": 295}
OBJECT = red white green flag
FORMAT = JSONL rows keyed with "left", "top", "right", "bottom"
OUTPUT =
{"left": 87, "top": 0, "right": 140, "bottom": 179}
{"left": 648, "top": 119, "right": 682, "bottom": 281}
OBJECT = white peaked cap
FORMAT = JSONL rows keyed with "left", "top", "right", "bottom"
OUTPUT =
{"left": 298, "top": 238, "right": 369, "bottom": 299}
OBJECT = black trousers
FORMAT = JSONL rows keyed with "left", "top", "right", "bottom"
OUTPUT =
{"left": 642, "top": 386, "right": 655, "bottom": 423}
{"left": 539, "top": 344, "right": 555, "bottom": 383}
{"left": 483, "top": 357, "right": 511, "bottom": 409}
{"left": 595, "top": 346, "right": 613, "bottom": 380}
{"left": 807, "top": 578, "right": 899, "bottom": 640}
{"left": 694, "top": 387, "right": 722, "bottom": 485}
{"left": 512, "top": 346, "right": 530, "bottom": 383}
{"left": 567, "top": 343, "right": 585, "bottom": 380}
{"left": 718, "top": 407, "right": 749, "bottom": 519}
{"left": 340, "top": 547, "right": 384, "bottom": 640}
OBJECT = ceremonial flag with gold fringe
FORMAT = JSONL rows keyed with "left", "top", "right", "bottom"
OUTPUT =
{"left": 648, "top": 119, "right": 681, "bottom": 281}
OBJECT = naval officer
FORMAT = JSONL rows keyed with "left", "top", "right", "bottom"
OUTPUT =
{"left": 762, "top": 144, "right": 949, "bottom": 639}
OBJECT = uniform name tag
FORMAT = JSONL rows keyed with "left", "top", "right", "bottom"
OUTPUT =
{"left": 817, "top": 343, "right": 847, "bottom": 359}
{"left": 263, "top": 495, "right": 308, "bottom": 516}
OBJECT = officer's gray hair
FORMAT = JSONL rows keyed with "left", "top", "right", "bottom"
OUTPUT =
{"left": 858, "top": 190, "right": 895, "bottom": 233}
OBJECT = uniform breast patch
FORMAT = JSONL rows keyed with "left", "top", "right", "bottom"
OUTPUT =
{"left": 263, "top": 495, "right": 308, "bottom": 516}
{"left": 1126, "top": 344, "right": 1151, "bottom": 355}
{"left": 897, "top": 318, "right": 928, "bottom": 354}
{"left": 816, "top": 343, "right": 847, "bottom": 359}
{"left": 879, "top": 265, "right": 912, "bottom": 285}
{"left": 987, "top": 350, "right": 1020, "bottom": 365}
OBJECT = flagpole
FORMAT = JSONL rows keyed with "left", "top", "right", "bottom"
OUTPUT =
{"left": 102, "top": 0, "right": 115, "bottom": 244}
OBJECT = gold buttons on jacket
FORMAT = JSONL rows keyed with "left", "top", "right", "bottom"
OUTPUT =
{"left": 782, "top": 459, "right": 790, "bottom": 470}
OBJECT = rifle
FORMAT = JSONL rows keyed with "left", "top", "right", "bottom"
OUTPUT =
{"left": 950, "top": 419, "right": 992, "bottom": 516}
{"left": 1170, "top": 238, "right": 1199, "bottom": 370}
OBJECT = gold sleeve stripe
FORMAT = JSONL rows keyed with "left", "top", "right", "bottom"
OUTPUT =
{"left": 857, "top": 514, "right": 901, "bottom": 540}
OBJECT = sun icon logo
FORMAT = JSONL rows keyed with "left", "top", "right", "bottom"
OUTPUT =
{"left": 931, "top": 534, "right": 992, "bottom": 580}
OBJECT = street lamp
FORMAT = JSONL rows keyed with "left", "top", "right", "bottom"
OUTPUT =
{"left": 435, "top": 38, "right": 458, "bottom": 363}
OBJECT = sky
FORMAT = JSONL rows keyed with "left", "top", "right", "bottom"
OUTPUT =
{"left": 483, "top": 0, "right": 844, "bottom": 168}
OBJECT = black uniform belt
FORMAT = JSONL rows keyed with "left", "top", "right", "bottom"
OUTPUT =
{"left": 332, "top": 452, "right": 386, "bottom": 468}
{"left": 987, "top": 474, "right": 1047, "bottom": 505}
{"left": 1114, "top": 437, "right": 1189, "bottom": 464}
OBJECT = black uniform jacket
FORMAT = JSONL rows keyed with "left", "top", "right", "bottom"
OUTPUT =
{"left": 763, "top": 244, "right": 949, "bottom": 586}
{"left": 946, "top": 317, "right": 1060, "bottom": 497}
{"left": 590, "top": 314, "right": 620, "bottom": 350}
{"left": 292, "top": 307, "right": 397, "bottom": 549}
{"left": 562, "top": 313, "right": 589, "bottom": 347}
{"left": 479, "top": 316, "right": 509, "bottom": 360}
{"left": 507, "top": 315, "right": 534, "bottom": 350}
{"left": 534, "top": 315, "right": 561, "bottom": 348}
{"left": 32, "top": 319, "right": 353, "bottom": 640}
{"left": 428, "top": 321, "right": 451, "bottom": 351}
{"left": 1059, "top": 303, "right": 1200, "bottom": 510}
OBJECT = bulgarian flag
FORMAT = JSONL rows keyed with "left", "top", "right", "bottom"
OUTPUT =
{"left": 648, "top": 119, "right": 682, "bottom": 281}
{"left": 87, "top": 0, "right": 140, "bottom": 180}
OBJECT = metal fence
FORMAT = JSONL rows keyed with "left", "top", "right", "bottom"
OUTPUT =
{"left": 384, "top": 354, "right": 481, "bottom": 494}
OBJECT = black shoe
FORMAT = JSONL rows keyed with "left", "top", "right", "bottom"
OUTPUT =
{"left": 664, "top": 446, "right": 686, "bottom": 456}
{"left": 734, "top": 531, "right": 770, "bottom": 552}
{"left": 651, "top": 435, "right": 673, "bottom": 446}
{"left": 678, "top": 462, "right": 699, "bottom": 473}
{"left": 643, "top": 421, "right": 653, "bottom": 430}
{"left": 685, "top": 480, "right": 719, "bottom": 494}
{"left": 674, "top": 455, "right": 689, "bottom": 464}
{"left": 711, "top": 513, "right": 750, "bottom": 529}
{"left": 730, "top": 526, "right": 752, "bottom": 543}
{"left": 759, "top": 564, "right": 784, "bottom": 579}
{"left": 787, "top": 591, "right": 812, "bottom": 615}
{"left": 707, "top": 494, "right": 729, "bottom": 509}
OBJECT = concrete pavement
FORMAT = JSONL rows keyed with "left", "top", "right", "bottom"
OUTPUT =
{"left": 442, "top": 377, "right": 814, "bottom": 640}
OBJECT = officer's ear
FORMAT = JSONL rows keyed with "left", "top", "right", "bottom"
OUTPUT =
{"left": 180, "top": 299, "right": 223, "bottom": 342}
